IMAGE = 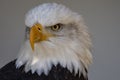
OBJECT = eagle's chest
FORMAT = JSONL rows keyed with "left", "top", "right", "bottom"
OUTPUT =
{"left": 0, "top": 60, "right": 87, "bottom": 80}
{"left": 19, "top": 64, "right": 87, "bottom": 80}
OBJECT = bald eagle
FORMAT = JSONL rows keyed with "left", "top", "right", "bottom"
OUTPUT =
{"left": 0, "top": 3, "right": 92, "bottom": 80}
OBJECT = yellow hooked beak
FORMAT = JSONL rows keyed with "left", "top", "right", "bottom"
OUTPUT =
{"left": 29, "top": 23, "right": 52, "bottom": 51}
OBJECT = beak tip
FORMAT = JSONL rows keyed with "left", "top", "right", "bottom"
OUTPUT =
{"left": 31, "top": 44, "right": 34, "bottom": 51}
{"left": 31, "top": 47, "right": 34, "bottom": 51}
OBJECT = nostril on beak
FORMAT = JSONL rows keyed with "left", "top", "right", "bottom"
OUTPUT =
{"left": 38, "top": 27, "right": 41, "bottom": 31}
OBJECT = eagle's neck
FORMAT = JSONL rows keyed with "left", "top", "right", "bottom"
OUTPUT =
{"left": 16, "top": 40, "right": 90, "bottom": 76}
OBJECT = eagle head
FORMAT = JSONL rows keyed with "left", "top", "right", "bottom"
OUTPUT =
{"left": 16, "top": 3, "right": 92, "bottom": 76}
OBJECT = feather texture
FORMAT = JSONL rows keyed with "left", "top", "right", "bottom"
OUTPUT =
{"left": 0, "top": 60, "right": 88, "bottom": 80}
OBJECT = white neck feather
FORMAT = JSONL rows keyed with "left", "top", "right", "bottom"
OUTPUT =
{"left": 16, "top": 37, "right": 92, "bottom": 76}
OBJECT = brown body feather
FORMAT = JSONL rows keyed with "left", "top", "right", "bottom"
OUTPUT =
{"left": 0, "top": 60, "right": 88, "bottom": 80}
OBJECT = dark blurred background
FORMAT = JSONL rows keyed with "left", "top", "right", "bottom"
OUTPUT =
{"left": 0, "top": 0, "right": 120, "bottom": 80}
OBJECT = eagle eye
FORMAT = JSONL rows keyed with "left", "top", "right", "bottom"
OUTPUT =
{"left": 51, "top": 24, "right": 62, "bottom": 31}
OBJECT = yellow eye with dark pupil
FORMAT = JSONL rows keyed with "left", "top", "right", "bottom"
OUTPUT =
{"left": 51, "top": 24, "right": 61, "bottom": 31}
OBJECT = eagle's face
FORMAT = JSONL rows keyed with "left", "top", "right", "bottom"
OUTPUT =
{"left": 16, "top": 3, "right": 92, "bottom": 76}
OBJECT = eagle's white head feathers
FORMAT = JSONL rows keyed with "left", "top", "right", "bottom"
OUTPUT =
{"left": 16, "top": 3, "right": 92, "bottom": 76}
